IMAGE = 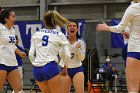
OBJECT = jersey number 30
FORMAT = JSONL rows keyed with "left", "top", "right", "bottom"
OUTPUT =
{"left": 42, "top": 35, "right": 49, "bottom": 46}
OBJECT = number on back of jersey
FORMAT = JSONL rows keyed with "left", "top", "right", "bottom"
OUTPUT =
{"left": 42, "top": 35, "right": 49, "bottom": 46}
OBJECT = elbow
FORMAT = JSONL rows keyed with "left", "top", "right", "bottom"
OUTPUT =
{"left": 78, "top": 55, "right": 85, "bottom": 61}
{"left": 29, "top": 52, "right": 35, "bottom": 62}
{"left": 29, "top": 54, "right": 33, "bottom": 62}
{"left": 59, "top": 52, "right": 65, "bottom": 59}
{"left": 29, "top": 55, "right": 35, "bottom": 62}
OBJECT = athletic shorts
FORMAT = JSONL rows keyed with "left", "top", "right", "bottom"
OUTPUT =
{"left": 0, "top": 64, "right": 18, "bottom": 73}
{"left": 127, "top": 52, "right": 140, "bottom": 60}
{"left": 33, "top": 61, "right": 60, "bottom": 82}
{"left": 67, "top": 66, "right": 83, "bottom": 78}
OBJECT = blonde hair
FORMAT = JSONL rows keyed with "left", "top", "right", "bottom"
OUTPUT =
{"left": 43, "top": 10, "right": 69, "bottom": 29}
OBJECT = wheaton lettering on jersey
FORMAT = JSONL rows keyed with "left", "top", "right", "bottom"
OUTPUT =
{"left": 39, "top": 29, "right": 59, "bottom": 35}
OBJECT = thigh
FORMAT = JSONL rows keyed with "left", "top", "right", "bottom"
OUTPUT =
{"left": 73, "top": 72, "right": 84, "bottom": 93}
{"left": 126, "top": 57, "right": 140, "bottom": 92}
{"left": 61, "top": 75, "right": 72, "bottom": 93}
{"left": 18, "top": 67, "right": 23, "bottom": 79}
{"left": 47, "top": 74, "right": 63, "bottom": 93}
{"left": 6, "top": 69, "right": 23, "bottom": 92}
{"left": 0, "top": 70, "right": 7, "bottom": 91}
{"left": 36, "top": 81, "right": 51, "bottom": 93}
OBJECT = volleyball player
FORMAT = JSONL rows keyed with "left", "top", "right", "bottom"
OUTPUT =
{"left": 59, "top": 21, "right": 86, "bottom": 93}
{"left": 29, "top": 10, "right": 71, "bottom": 93}
{"left": 0, "top": 7, "right": 26, "bottom": 93}
{"left": 96, "top": 0, "right": 140, "bottom": 92}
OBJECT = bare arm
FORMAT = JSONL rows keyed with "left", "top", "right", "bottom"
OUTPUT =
{"left": 15, "top": 48, "right": 26, "bottom": 58}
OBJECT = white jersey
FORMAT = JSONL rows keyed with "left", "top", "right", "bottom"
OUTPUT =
{"left": 109, "top": 3, "right": 140, "bottom": 52}
{"left": 59, "top": 38, "right": 86, "bottom": 68}
{"left": 29, "top": 28, "right": 71, "bottom": 67}
{"left": 0, "top": 24, "right": 18, "bottom": 66}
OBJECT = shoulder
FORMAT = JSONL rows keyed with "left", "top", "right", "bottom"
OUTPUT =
{"left": 78, "top": 38, "right": 86, "bottom": 45}
{"left": 57, "top": 30, "right": 66, "bottom": 38}
{"left": 130, "top": 3, "right": 140, "bottom": 9}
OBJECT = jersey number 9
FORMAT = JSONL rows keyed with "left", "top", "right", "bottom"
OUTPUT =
{"left": 42, "top": 35, "right": 49, "bottom": 46}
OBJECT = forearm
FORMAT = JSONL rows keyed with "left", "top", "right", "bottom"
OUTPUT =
{"left": 15, "top": 48, "right": 22, "bottom": 56}
{"left": 109, "top": 6, "right": 135, "bottom": 33}
{"left": 59, "top": 49, "right": 65, "bottom": 59}
{"left": 76, "top": 48, "right": 85, "bottom": 61}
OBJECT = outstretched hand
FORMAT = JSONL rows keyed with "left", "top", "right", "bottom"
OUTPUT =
{"left": 96, "top": 22, "right": 110, "bottom": 31}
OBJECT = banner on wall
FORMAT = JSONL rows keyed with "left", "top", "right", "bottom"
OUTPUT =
{"left": 111, "top": 19, "right": 124, "bottom": 48}
{"left": 14, "top": 20, "right": 85, "bottom": 48}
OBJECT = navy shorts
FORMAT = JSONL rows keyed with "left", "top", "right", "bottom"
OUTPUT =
{"left": 127, "top": 52, "right": 140, "bottom": 60}
{"left": 67, "top": 66, "right": 83, "bottom": 78}
{"left": 0, "top": 64, "right": 18, "bottom": 73}
{"left": 33, "top": 61, "right": 60, "bottom": 82}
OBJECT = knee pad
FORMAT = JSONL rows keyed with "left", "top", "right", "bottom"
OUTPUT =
{"left": 17, "top": 90, "right": 24, "bottom": 93}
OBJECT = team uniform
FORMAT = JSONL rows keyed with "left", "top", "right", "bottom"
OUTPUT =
{"left": 59, "top": 38, "right": 86, "bottom": 78}
{"left": 109, "top": 3, "right": 140, "bottom": 60}
{"left": 29, "top": 28, "right": 71, "bottom": 82}
{"left": 0, "top": 24, "right": 18, "bottom": 72}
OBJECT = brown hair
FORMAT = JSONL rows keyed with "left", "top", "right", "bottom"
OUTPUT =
{"left": 0, "top": 7, "right": 13, "bottom": 24}
{"left": 67, "top": 21, "right": 81, "bottom": 39}
{"left": 43, "top": 10, "right": 69, "bottom": 29}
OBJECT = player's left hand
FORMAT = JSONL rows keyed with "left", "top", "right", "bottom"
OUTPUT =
{"left": 61, "top": 66, "right": 67, "bottom": 76}
{"left": 76, "top": 42, "right": 81, "bottom": 48}
{"left": 20, "top": 52, "right": 26, "bottom": 58}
